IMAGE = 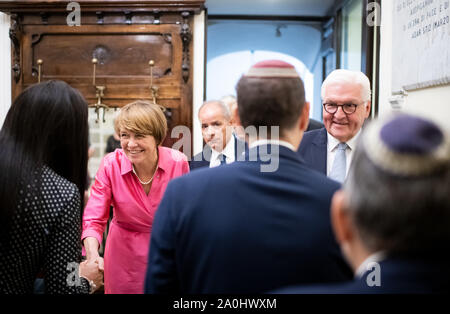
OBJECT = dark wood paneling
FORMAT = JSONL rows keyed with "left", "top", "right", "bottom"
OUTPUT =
{"left": 0, "top": 1, "right": 204, "bottom": 154}
{"left": 0, "top": 1, "right": 205, "bottom": 13}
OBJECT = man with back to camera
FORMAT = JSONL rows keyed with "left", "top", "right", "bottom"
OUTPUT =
{"left": 297, "top": 69, "right": 371, "bottom": 183}
{"left": 189, "top": 100, "right": 247, "bottom": 170}
{"left": 276, "top": 113, "right": 450, "bottom": 293}
{"left": 144, "top": 60, "right": 352, "bottom": 294}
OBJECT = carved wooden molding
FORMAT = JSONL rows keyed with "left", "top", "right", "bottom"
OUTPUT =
{"left": 95, "top": 11, "right": 104, "bottom": 24}
{"left": 180, "top": 11, "right": 191, "bottom": 83}
{"left": 124, "top": 10, "right": 132, "bottom": 24}
{"left": 9, "top": 14, "right": 22, "bottom": 83}
{"left": 1, "top": 1, "right": 197, "bottom": 145}
{"left": 0, "top": 1, "right": 205, "bottom": 13}
{"left": 40, "top": 11, "right": 48, "bottom": 24}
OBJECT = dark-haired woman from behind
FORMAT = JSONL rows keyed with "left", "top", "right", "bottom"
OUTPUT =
{"left": 0, "top": 80, "right": 103, "bottom": 294}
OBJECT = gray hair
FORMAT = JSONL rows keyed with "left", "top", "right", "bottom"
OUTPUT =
{"left": 198, "top": 100, "right": 231, "bottom": 120}
{"left": 322, "top": 69, "right": 371, "bottom": 102}
{"left": 220, "top": 95, "right": 237, "bottom": 112}
{"left": 343, "top": 130, "right": 450, "bottom": 255}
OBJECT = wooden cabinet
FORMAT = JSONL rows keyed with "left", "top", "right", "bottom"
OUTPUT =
{"left": 0, "top": 0, "right": 205, "bottom": 149}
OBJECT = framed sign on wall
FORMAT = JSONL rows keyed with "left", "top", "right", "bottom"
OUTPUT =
{"left": 392, "top": 0, "right": 450, "bottom": 93}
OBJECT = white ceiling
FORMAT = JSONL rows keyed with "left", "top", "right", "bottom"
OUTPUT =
{"left": 205, "top": 0, "right": 337, "bottom": 17}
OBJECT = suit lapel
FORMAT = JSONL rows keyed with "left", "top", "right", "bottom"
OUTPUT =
{"left": 201, "top": 145, "right": 212, "bottom": 167}
{"left": 311, "top": 128, "right": 327, "bottom": 174}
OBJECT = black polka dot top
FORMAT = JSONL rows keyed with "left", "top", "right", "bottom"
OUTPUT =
{"left": 0, "top": 166, "right": 89, "bottom": 294}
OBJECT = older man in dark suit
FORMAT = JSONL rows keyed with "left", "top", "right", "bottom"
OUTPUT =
{"left": 307, "top": 118, "right": 323, "bottom": 131}
{"left": 276, "top": 114, "right": 450, "bottom": 293}
{"left": 190, "top": 100, "right": 247, "bottom": 170}
{"left": 297, "top": 69, "right": 371, "bottom": 183}
{"left": 144, "top": 60, "right": 352, "bottom": 294}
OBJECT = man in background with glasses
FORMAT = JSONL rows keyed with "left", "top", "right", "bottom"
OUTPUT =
{"left": 297, "top": 69, "right": 371, "bottom": 183}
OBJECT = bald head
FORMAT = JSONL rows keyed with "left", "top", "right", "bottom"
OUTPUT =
{"left": 198, "top": 101, "right": 231, "bottom": 120}
{"left": 198, "top": 100, "right": 233, "bottom": 152}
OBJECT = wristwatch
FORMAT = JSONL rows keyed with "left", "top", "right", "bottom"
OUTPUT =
{"left": 80, "top": 276, "right": 97, "bottom": 294}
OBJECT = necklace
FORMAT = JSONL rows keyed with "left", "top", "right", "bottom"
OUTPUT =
{"left": 132, "top": 164, "right": 158, "bottom": 185}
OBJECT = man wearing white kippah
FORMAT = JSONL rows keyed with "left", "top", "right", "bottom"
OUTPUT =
{"left": 297, "top": 69, "right": 371, "bottom": 183}
{"left": 145, "top": 60, "right": 353, "bottom": 294}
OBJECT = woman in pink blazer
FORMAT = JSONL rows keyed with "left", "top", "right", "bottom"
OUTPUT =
{"left": 82, "top": 101, "right": 189, "bottom": 294}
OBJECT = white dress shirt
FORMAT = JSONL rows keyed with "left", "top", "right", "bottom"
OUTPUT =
{"left": 326, "top": 130, "right": 361, "bottom": 178}
{"left": 209, "top": 135, "right": 236, "bottom": 168}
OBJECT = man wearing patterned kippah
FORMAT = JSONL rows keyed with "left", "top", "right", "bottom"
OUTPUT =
{"left": 275, "top": 114, "right": 450, "bottom": 293}
{"left": 297, "top": 69, "right": 372, "bottom": 183}
{"left": 144, "top": 60, "right": 353, "bottom": 293}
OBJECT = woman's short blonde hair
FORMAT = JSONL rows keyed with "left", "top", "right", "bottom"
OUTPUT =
{"left": 114, "top": 100, "right": 167, "bottom": 146}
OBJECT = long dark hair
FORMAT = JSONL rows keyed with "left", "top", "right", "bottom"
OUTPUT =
{"left": 0, "top": 80, "right": 88, "bottom": 238}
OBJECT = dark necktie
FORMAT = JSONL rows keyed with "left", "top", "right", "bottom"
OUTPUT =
{"left": 218, "top": 153, "right": 226, "bottom": 166}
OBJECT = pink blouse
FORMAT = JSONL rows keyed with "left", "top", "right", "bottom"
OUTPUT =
{"left": 82, "top": 147, "right": 189, "bottom": 294}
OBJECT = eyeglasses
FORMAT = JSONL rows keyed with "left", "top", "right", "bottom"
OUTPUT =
{"left": 323, "top": 103, "right": 360, "bottom": 115}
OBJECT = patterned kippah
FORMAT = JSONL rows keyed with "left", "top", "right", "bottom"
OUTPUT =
{"left": 245, "top": 60, "right": 300, "bottom": 78}
{"left": 363, "top": 114, "right": 450, "bottom": 176}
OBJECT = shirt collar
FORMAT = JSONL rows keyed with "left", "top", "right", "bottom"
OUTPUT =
{"left": 249, "top": 139, "right": 296, "bottom": 152}
{"left": 327, "top": 129, "right": 362, "bottom": 152}
{"left": 120, "top": 146, "right": 168, "bottom": 176}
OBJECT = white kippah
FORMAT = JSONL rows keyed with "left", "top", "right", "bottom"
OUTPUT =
{"left": 245, "top": 60, "right": 300, "bottom": 78}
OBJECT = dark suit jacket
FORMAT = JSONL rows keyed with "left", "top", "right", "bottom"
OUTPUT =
{"left": 273, "top": 255, "right": 450, "bottom": 294}
{"left": 189, "top": 135, "right": 248, "bottom": 171}
{"left": 307, "top": 118, "right": 324, "bottom": 132}
{"left": 145, "top": 145, "right": 352, "bottom": 294}
{"left": 297, "top": 127, "right": 327, "bottom": 175}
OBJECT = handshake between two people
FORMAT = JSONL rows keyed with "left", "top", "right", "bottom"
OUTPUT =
{"left": 79, "top": 256, "right": 104, "bottom": 294}
{"left": 80, "top": 237, "right": 106, "bottom": 294}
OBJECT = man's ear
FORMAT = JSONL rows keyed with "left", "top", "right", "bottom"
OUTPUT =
{"left": 299, "top": 102, "right": 310, "bottom": 132}
{"left": 364, "top": 100, "right": 371, "bottom": 119}
{"left": 331, "top": 190, "right": 354, "bottom": 245}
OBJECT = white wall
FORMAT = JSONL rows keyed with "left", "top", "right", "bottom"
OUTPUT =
{"left": 193, "top": 10, "right": 206, "bottom": 155}
{"left": 87, "top": 108, "right": 118, "bottom": 180}
{"left": 0, "top": 12, "right": 11, "bottom": 128}
{"left": 379, "top": 0, "right": 450, "bottom": 131}
{"left": 206, "top": 20, "right": 323, "bottom": 120}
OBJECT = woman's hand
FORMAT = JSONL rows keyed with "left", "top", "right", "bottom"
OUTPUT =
{"left": 82, "top": 236, "right": 104, "bottom": 271}
{"left": 83, "top": 237, "right": 100, "bottom": 258}
{"left": 88, "top": 255, "right": 104, "bottom": 272}
{"left": 79, "top": 259, "right": 104, "bottom": 293}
